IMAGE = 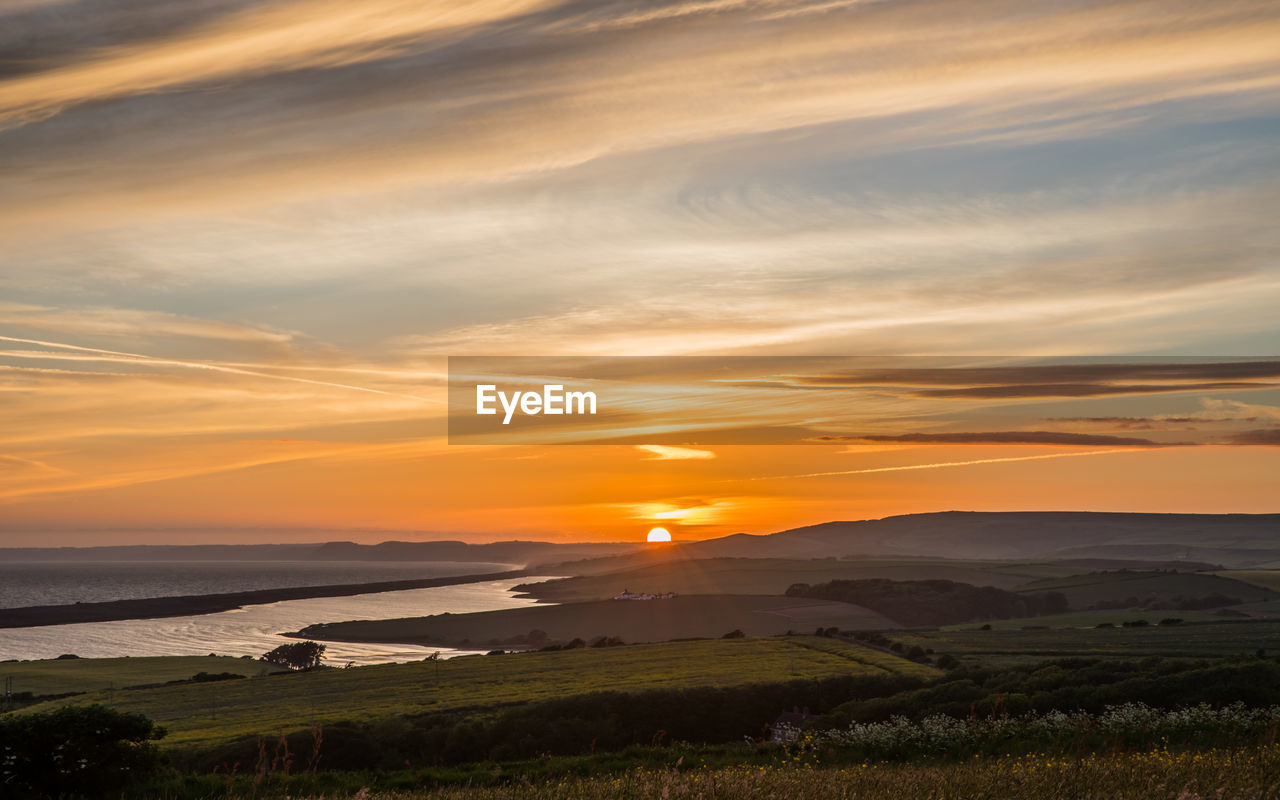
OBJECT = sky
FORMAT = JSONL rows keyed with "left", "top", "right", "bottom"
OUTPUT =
{"left": 1, "top": 0, "right": 1278, "bottom": 546}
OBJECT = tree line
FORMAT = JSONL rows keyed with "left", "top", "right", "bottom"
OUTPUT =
{"left": 785, "top": 578, "right": 1069, "bottom": 626}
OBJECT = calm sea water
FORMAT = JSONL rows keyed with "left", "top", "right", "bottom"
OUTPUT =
{"left": 0, "top": 577, "right": 552, "bottom": 665}
{"left": 0, "top": 560, "right": 513, "bottom": 608}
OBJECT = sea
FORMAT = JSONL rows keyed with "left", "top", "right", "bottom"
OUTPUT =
{"left": 0, "top": 561, "right": 552, "bottom": 665}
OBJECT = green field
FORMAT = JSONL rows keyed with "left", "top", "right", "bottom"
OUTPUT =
{"left": 299, "top": 595, "right": 897, "bottom": 647}
{"left": 18, "top": 637, "right": 936, "bottom": 748}
{"left": 1014, "top": 571, "right": 1277, "bottom": 608}
{"left": 1218, "top": 570, "right": 1280, "bottom": 592}
{"left": 518, "top": 558, "right": 1093, "bottom": 602}
{"left": 895, "top": 619, "right": 1280, "bottom": 665}
{"left": 0, "top": 655, "right": 287, "bottom": 697}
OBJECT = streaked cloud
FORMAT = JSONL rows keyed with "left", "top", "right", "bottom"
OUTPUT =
{"left": 818, "top": 432, "right": 1173, "bottom": 447}
{"left": 735, "top": 449, "right": 1143, "bottom": 482}
{"left": 636, "top": 444, "right": 717, "bottom": 460}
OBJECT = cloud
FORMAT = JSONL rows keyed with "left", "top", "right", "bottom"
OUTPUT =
{"left": 795, "top": 361, "right": 1280, "bottom": 386}
{"left": 0, "top": 302, "right": 298, "bottom": 345}
{"left": 783, "top": 361, "right": 1280, "bottom": 398}
{"left": 1045, "top": 416, "right": 1227, "bottom": 429}
{"left": 635, "top": 444, "right": 716, "bottom": 460}
{"left": 1223, "top": 429, "right": 1280, "bottom": 445}
{"left": 1199, "top": 398, "right": 1280, "bottom": 422}
{"left": 818, "top": 431, "right": 1173, "bottom": 447}
{"left": 0, "top": 335, "right": 435, "bottom": 403}
{"left": 733, "top": 449, "right": 1142, "bottom": 482}
{"left": 913, "top": 382, "right": 1271, "bottom": 399}
{"left": 0, "top": 0, "right": 556, "bottom": 129}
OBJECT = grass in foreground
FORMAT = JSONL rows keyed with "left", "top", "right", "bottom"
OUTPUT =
{"left": 18, "top": 637, "right": 936, "bottom": 747}
{"left": 140, "top": 748, "right": 1280, "bottom": 799}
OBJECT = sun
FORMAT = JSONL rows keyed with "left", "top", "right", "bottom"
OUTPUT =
{"left": 646, "top": 527, "right": 672, "bottom": 543}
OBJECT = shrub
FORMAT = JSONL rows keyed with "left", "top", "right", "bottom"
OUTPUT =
{"left": 0, "top": 705, "right": 166, "bottom": 798}
{"left": 820, "top": 702, "right": 1280, "bottom": 760}
{"left": 935, "top": 654, "right": 960, "bottom": 670}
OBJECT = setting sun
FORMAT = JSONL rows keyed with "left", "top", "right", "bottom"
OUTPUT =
{"left": 646, "top": 527, "right": 672, "bottom": 543}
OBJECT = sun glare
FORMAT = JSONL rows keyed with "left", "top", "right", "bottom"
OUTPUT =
{"left": 646, "top": 527, "right": 672, "bottom": 543}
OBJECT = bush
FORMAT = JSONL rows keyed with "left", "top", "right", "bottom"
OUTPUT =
{"left": 187, "top": 671, "right": 246, "bottom": 683}
{"left": 0, "top": 705, "right": 166, "bottom": 798}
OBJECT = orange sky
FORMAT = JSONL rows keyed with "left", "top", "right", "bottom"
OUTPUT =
{"left": 1, "top": 0, "right": 1279, "bottom": 546}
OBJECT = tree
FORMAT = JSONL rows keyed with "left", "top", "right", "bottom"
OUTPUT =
{"left": 263, "top": 640, "right": 326, "bottom": 670}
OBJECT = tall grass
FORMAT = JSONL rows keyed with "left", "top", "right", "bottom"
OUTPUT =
{"left": 815, "top": 702, "right": 1280, "bottom": 759}
{"left": 144, "top": 747, "right": 1280, "bottom": 799}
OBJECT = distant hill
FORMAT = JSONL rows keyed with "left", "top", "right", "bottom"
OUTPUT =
{"left": 6, "top": 512, "right": 1276, "bottom": 570}
{"left": 0, "top": 540, "right": 637, "bottom": 566}
{"left": 708, "top": 512, "right": 1280, "bottom": 563}
{"left": 541, "top": 512, "right": 1280, "bottom": 572}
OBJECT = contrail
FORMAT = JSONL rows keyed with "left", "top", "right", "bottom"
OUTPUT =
{"left": 0, "top": 335, "right": 434, "bottom": 402}
{"left": 733, "top": 448, "right": 1144, "bottom": 482}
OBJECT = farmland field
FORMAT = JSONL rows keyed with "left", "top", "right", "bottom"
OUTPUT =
{"left": 17, "top": 636, "right": 937, "bottom": 747}
{"left": 896, "top": 619, "right": 1280, "bottom": 665}
{"left": 516, "top": 558, "right": 1097, "bottom": 602}
{"left": 1013, "top": 571, "right": 1276, "bottom": 608}
{"left": 0, "top": 655, "right": 287, "bottom": 696}
{"left": 1220, "top": 570, "right": 1280, "bottom": 592}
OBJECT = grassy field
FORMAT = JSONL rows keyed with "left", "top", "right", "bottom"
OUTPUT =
{"left": 18, "top": 636, "right": 937, "bottom": 748}
{"left": 298, "top": 595, "right": 897, "bottom": 647}
{"left": 895, "top": 619, "right": 1280, "bottom": 665}
{"left": 1220, "top": 570, "right": 1280, "bottom": 592}
{"left": 0, "top": 655, "right": 287, "bottom": 696}
{"left": 1015, "top": 571, "right": 1277, "bottom": 608}
{"left": 517, "top": 558, "right": 1095, "bottom": 602}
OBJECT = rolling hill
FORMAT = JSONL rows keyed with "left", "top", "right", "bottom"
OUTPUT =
{"left": 540, "top": 512, "right": 1280, "bottom": 572}
{"left": 293, "top": 595, "right": 897, "bottom": 648}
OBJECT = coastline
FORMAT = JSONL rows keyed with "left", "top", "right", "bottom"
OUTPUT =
{"left": 0, "top": 568, "right": 529, "bottom": 629}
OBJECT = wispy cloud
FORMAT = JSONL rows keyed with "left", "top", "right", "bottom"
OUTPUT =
{"left": 735, "top": 449, "right": 1145, "bottom": 482}
{"left": 0, "top": 335, "right": 436, "bottom": 403}
{"left": 636, "top": 444, "right": 716, "bottom": 460}
{"left": 818, "top": 432, "right": 1174, "bottom": 447}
